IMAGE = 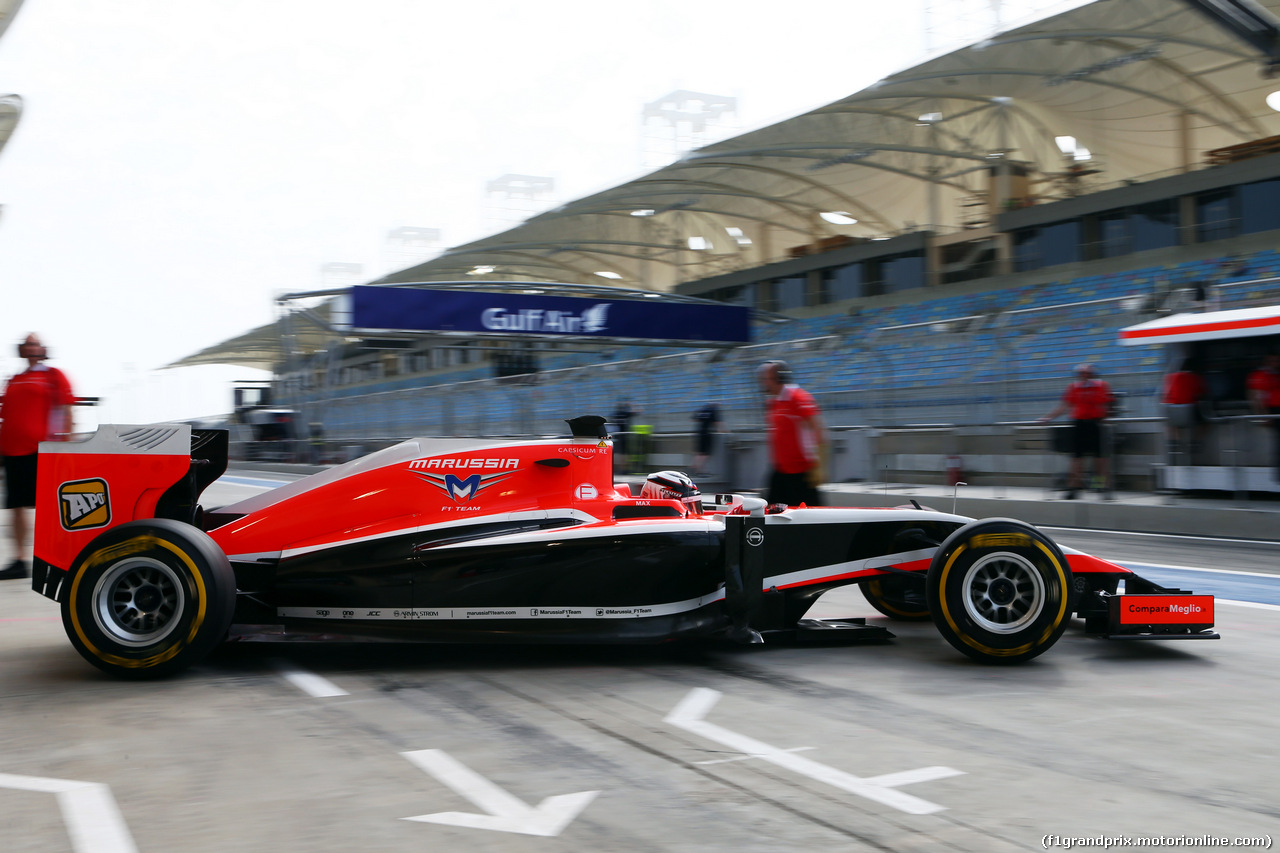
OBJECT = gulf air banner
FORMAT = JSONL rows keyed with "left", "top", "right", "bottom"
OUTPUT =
{"left": 350, "top": 285, "right": 752, "bottom": 344}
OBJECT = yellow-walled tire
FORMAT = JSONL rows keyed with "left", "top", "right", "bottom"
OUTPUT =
{"left": 926, "top": 519, "right": 1072, "bottom": 664}
{"left": 61, "top": 519, "right": 235, "bottom": 679}
{"left": 860, "top": 575, "right": 931, "bottom": 621}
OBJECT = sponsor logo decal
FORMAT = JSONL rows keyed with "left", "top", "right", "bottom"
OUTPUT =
{"left": 746, "top": 527, "right": 765, "bottom": 547}
{"left": 408, "top": 457, "right": 519, "bottom": 470}
{"left": 1128, "top": 602, "right": 1203, "bottom": 615}
{"left": 1113, "top": 594, "right": 1214, "bottom": 625}
{"left": 408, "top": 458, "right": 519, "bottom": 502}
{"left": 575, "top": 483, "right": 599, "bottom": 500}
{"left": 480, "top": 303, "right": 611, "bottom": 334}
{"left": 559, "top": 446, "right": 603, "bottom": 459}
{"left": 531, "top": 607, "right": 586, "bottom": 617}
{"left": 59, "top": 478, "right": 111, "bottom": 530}
{"left": 971, "top": 533, "right": 1032, "bottom": 549}
{"left": 278, "top": 593, "right": 725, "bottom": 622}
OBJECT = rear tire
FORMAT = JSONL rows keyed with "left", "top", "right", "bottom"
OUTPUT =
{"left": 860, "top": 575, "right": 930, "bottom": 621}
{"left": 61, "top": 519, "right": 235, "bottom": 679}
{"left": 926, "top": 519, "right": 1072, "bottom": 664}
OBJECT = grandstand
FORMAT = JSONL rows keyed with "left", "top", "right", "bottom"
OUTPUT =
{"left": 171, "top": 0, "right": 1280, "bottom": 492}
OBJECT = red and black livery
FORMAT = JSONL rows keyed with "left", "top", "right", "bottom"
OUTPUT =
{"left": 32, "top": 415, "right": 1217, "bottom": 678}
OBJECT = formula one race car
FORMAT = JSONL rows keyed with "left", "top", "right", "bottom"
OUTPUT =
{"left": 31, "top": 416, "right": 1218, "bottom": 678}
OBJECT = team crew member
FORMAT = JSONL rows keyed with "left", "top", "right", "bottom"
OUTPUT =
{"left": 1040, "top": 363, "right": 1115, "bottom": 500}
{"left": 691, "top": 401, "right": 719, "bottom": 475}
{"left": 1248, "top": 353, "right": 1280, "bottom": 477}
{"left": 1161, "top": 357, "right": 1207, "bottom": 460}
{"left": 0, "top": 334, "right": 76, "bottom": 580}
{"left": 758, "top": 360, "right": 827, "bottom": 507}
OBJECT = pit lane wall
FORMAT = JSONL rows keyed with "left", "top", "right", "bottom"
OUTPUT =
{"left": 242, "top": 417, "right": 1279, "bottom": 495}
{"left": 817, "top": 484, "right": 1280, "bottom": 542}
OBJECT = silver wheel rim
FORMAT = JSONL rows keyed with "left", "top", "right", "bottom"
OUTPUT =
{"left": 92, "top": 557, "right": 186, "bottom": 647}
{"left": 962, "top": 551, "right": 1044, "bottom": 634}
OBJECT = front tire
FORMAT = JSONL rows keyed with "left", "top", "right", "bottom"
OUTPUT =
{"left": 61, "top": 519, "right": 236, "bottom": 679}
{"left": 926, "top": 519, "right": 1072, "bottom": 664}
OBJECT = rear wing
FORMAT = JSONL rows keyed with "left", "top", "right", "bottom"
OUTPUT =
{"left": 33, "top": 425, "right": 228, "bottom": 596}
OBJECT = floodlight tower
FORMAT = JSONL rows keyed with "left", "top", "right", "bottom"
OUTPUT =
{"left": 641, "top": 90, "right": 738, "bottom": 171}
{"left": 382, "top": 226, "right": 442, "bottom": 276}
{"left": 482, "top": 174, "right": 556, "bottom": 233}
{"left": 319, "top": 262, "right": 364, "bottom": 289}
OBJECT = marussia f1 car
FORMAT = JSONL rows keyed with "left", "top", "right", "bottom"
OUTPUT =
{"left": 31, "top": 416, "right": 1218, "bottom": 678}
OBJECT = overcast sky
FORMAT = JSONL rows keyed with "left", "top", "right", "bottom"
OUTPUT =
{"left": 0, "top": 0, "right": 1085, "bottom": 427}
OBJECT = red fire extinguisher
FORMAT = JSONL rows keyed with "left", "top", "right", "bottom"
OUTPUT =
{"left": 946, "top": 455, "right": 963, "bottom": 486}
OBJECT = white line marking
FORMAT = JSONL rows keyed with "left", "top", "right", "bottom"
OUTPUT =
{"left": 1119, "top": 561, "right": 1280, "bottom": 579}
{"left": 276, "top": 662, "right": 349, "bottom": 697}
{"left": 401, "top": 749, "right": 599, "bottom": 837}
{"left": 696, "top": 746, "right": 815, "bottom": 766}
{"left": 1041, "top": 526, "right": 1280, "bottom": 548}
{"left": 1218, "top": 598, "right": 1280, "bottom": 612}
{"left": 665, "top": 688, "right": 963, "bottom": 815}
{"left": 0, "top": 773, "right": 137, "bottom": 853}
{"left": 862, "top": 767, "right": 967, "bottom": 788}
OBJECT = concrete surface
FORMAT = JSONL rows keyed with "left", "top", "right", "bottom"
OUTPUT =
{"left": 3, "top": 470, "right": 1277, "bottom": 851}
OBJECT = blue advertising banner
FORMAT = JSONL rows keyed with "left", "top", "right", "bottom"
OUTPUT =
{"left": 350, "top": 285, "right": 751, "bottom": 344}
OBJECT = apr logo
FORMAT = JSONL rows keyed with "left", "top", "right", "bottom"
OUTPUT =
{"left": 411, "top": 468, "right": 517, "bottom": 502}
{"left": 59, "top": 478, "right": 111, "bottom": 530}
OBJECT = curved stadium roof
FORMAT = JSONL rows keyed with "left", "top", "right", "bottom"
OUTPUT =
{"left": 174, "top": 0, "right": 1280, "bottom": 370}
{"left": 380, "top": 0, "right": 1280, "bottom": 289}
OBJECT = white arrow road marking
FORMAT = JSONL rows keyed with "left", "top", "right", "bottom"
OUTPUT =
{"left": 696, "top": 746, "right": 815, "bottom": 766}
{"left": 0, "top": 772, "right": 138, "bottom": 853}
{"left": 665, "top": 688, "right": 964, "bottom": 815}
{"left": 274, "top": 660, "right": 349, "bottom": 697}
{"left": 401, "top": 749, "right": 599, "bottom": 837}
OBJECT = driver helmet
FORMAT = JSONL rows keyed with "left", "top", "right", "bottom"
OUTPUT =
{"left": 640, "top": 470, "right": 703, "bottom": 516}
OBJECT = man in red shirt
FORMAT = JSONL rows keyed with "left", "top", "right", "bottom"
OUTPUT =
{"left": 1161, "top": 357, "right": 1208, "bottom": 462}
{"left": 1041, "top": 363, "right": 1115, "bottom": 500}
{"left": 758, "top": 360, "right": 827, "bottom": 506}
{"left": 0, "top": 334, "right": 76, "bottom": 579}
{"left": 1248, "top": 353, "right": 1280, "bottom": 477}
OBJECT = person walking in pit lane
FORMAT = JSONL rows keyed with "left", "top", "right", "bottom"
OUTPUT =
{"left": 611, "top": 400, "right": 635, "bottom": 473}
{"left": 1040, "top": 363, "right": 1116, "bottom": 500}
{"left": 691, "top": 401, "right": 720, "bottom": 476}
{"left": 0, "top": 333, "right": 76, "bottom": 579}
{"left": 1248, "top": 352, "right": 1280, "bottom": 479}
{"left": 758, "top": 360, "right": 828, "bottom": 507}
{"left": 1161, "top": 356, "right": 1208, "bottom": 464}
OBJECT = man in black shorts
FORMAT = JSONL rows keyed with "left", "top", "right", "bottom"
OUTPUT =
{"left": 1, "top": 334, "right": 76, "bottom": 579}
{"left": 1040, "top": 363, "right": 1115, "bottom": 500}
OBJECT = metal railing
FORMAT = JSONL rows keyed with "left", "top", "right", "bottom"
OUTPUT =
{"left": 224, "top": 413, "right": 1279, "bottom": 502}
